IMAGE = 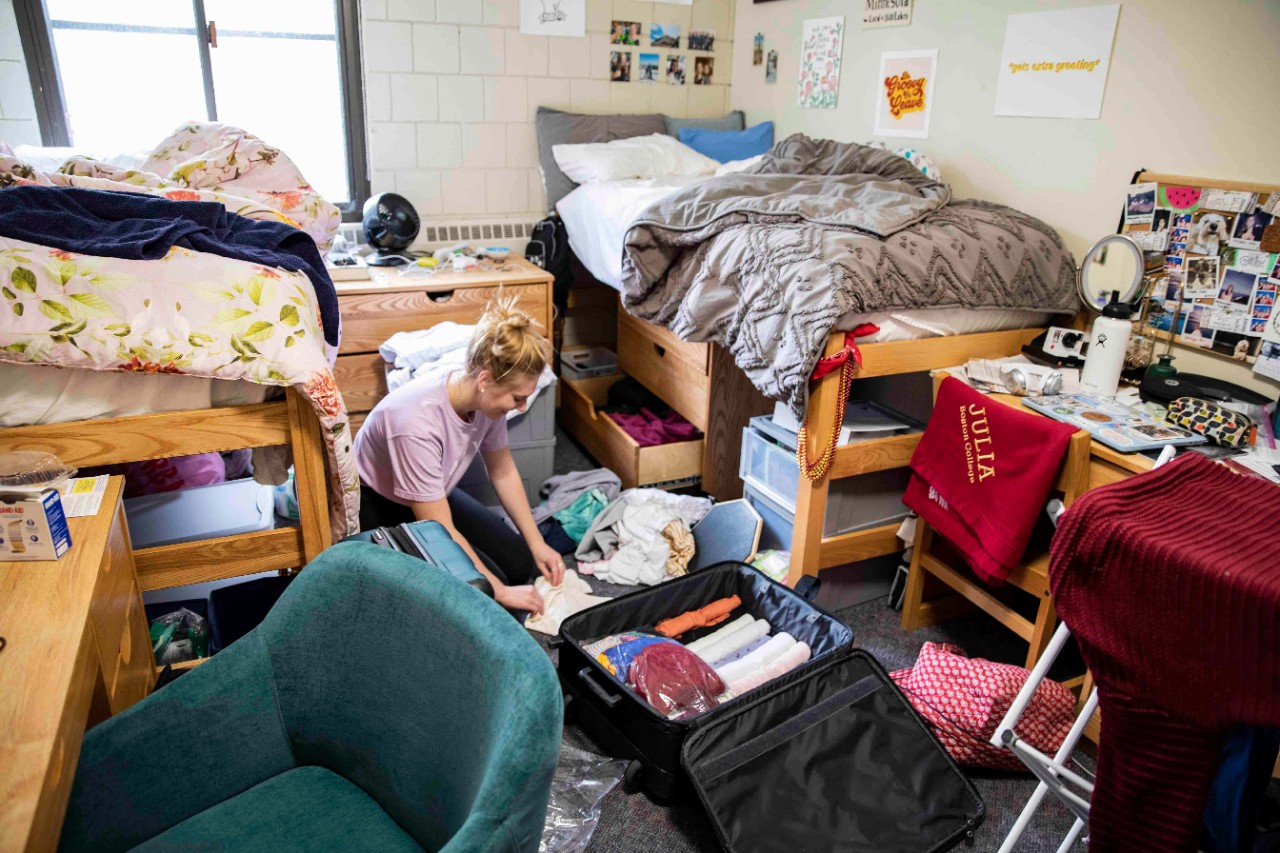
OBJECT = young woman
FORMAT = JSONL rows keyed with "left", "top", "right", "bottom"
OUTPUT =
{"left": 354, "top": 297, "right": 565, "bottom": 614}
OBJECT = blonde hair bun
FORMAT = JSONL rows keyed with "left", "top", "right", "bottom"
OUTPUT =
{"left": 467, "top": 295, "right": 551, "bottom": 383}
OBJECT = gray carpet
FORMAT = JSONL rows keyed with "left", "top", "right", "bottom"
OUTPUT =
{"left": 537, "top": 428, "right": 1090, "bottom": 852}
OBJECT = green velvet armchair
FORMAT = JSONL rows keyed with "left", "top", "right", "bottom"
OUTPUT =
{"left": 59, "top": 541, "right": 563, "bottom": 852}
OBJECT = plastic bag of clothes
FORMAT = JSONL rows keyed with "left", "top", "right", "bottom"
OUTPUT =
{"left": 150, "top": 607, "right": 210, "bottom": 665}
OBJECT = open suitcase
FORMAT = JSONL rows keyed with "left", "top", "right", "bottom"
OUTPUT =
{"left": 554, "top": 561, "right": 984, "bottom": 852}
{"left": 341, "top": 520, "right": 493, "bottom": 597}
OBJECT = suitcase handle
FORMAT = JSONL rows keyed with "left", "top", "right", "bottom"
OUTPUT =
{"left": 578, "top": 667, "right": 622, "bottom": 707}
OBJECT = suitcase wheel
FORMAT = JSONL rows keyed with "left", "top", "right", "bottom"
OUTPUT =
{"left": 622, "top": 760, "right": 645, "bottom": 795}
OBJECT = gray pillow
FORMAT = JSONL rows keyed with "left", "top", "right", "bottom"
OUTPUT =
{"left": 535, "top": 107, "right": 666, "bottom": 211}
{"left": 662, "top": 111, "right": 746, "bottom": 137}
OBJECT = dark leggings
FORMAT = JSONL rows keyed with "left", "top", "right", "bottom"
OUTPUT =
{"left": 359, "top": 483, "right": 536, "bottom": 586}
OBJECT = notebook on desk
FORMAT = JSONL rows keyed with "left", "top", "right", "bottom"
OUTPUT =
{"left": 1021, "top": 393, "right": 1206, "bottom": 453}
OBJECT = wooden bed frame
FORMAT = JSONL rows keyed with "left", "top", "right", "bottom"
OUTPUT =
{"left": 2, "top": 388, "right": 333, "bottom": 592}
{"left": 788, "top": 326, "right": 1046, "bottom": 586}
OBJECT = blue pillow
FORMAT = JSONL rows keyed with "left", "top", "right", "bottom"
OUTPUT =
{"left": 677, "top": 121, "right": 775, "bottom": 164}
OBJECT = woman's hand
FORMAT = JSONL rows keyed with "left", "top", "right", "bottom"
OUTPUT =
{"left": 495, "top": 582, "right": 546, "bottom": 614}
{"left": 530, "top": 540, "right": 566, "bottom": 586}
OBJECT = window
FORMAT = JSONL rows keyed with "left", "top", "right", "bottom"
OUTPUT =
{"left": 14, "top": 0, "right": 369, "bottom": 215}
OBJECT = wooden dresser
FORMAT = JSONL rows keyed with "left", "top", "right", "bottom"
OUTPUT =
{"left": 335, "top": 259, "right": 554, "bottom": 434}
{"left": 0, "top": 476, "right": 154, "bottom": 852}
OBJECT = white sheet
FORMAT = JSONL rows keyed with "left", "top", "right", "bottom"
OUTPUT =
{"left": 0, "top": 362, "right": 269, "bottom": 428}
{"left": 556, "top": 178, "right": 1053, "bottom": 342}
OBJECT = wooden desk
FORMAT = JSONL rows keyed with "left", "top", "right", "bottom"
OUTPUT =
{"left": 0, "top": 477, "right": 154, "bottom": 852}
{"left": 334, "top": 259, "right": 554, "bottom": 435}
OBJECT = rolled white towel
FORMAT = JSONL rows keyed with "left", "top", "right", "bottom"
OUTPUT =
{"left": 726, "top": 641, "right": 812, "bottom": 696}
{"left": 715, "top": 632, "right": 795, "bottom": 684}
{"left": 694, "top": 618, "right": 770, "bottom": 666}
{"left": 685, "top": 614, "right": 756, "bottom": 656}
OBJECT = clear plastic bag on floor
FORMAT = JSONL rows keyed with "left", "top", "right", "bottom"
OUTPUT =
{"left": 540, "top": 745, "right": 627, "bottom": 853}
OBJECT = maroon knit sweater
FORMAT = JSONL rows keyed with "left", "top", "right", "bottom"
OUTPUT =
{"left": 1049, "top": 452, "right": 1280, "bottom": 852}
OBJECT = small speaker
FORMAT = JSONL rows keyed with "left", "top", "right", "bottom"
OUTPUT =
{"left": 1139, "top": 374, "right": 1203, "bottom": 405}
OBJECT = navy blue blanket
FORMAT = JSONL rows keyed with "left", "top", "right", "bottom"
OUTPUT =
{"left": 0, "top": 186, "right": 339, "bottom": 347}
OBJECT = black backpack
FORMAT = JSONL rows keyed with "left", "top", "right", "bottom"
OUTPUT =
{"left": 526, "top": 212, "right": 572, "bottom": 313}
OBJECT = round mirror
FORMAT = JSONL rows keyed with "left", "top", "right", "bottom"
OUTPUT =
{"left": 1078, "top": 234, "right": 1144, "bottom": 311}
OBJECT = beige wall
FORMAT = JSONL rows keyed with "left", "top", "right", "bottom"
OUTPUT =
{"left": 0, "top": 0, "right": 40, "bottom": 146}
{"left": 362, "top": 0, "right": 736, "bottom": 222}
{"left": 730, "top": 0, "right": 1280, "bottom": 396}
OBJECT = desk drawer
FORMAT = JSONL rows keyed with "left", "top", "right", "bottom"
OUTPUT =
{"left": 91, "top": 506, "right": 153, "bottom": 713}
{"left": 617, "top": 311, "right": 710, "bottom": 431}
{"left": 334, "top": 353, "right": 388, "bottom": 414}
{"left": 338, "top": 283, "right": 548, "bottom": 354}
{"left": 559, "top": 373, "right": 702, "bottom": 490}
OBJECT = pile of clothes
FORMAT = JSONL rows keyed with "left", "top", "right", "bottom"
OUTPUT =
{"left": 600, "top": 378, "right": 701, "bottom": 447}
{"left": 575, "top": 488, "right": 710, "bottom": 585}
{"left": 583, "top": 595, "right": 813, "bottom": 719}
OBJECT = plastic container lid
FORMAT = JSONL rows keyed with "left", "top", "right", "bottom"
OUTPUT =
{"left": 0, "top": 451, "right": 77, "bottom": 490}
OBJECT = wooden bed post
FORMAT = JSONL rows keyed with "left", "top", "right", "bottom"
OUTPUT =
{"left": 286, "top": 389, "right": 333, "bottom": 563}
{"left": 788, "top": 353, "right": 843, "bottom": 587}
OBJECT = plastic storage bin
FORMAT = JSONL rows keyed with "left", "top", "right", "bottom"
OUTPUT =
{"left": 739, "top": 417, "right": 912, "bottom": 540}
{"left": 504, "top": 386, "right": 555, "bottom": 445}
{"left": 456, "top": 439, "right": 556, "bottom": 506}
{"left": 124, "top": 478, "right": 275, "bottom": 549}
{"left": 560, "top": 346, "right": 618, "bottom": 380}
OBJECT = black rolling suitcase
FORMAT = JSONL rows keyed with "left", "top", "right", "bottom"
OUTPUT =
{"left": 554, "top": 561, "right": 984, "bottom": 852}
{"left": 341, "top": 520, "right": 494, "bottom": 597}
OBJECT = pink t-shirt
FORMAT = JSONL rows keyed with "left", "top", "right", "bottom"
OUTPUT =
{"left": 355, "top": 371, "right": 508, "bottom": 505}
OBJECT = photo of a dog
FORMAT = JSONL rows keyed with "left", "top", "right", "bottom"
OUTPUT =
{"left": 1189, "top": 212, "right": 1231, "bottom": 255}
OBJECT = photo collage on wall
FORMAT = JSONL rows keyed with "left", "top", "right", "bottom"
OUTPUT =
{"left": 611, "top": 21, "right": 715, "bottom": 85}
{"left": 1128, "top": 181, "right": 1280, "bottom": 371}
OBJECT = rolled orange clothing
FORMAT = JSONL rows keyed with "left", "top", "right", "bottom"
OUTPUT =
{"left": 655, "top": 595, "right": 741, "bottom": 639}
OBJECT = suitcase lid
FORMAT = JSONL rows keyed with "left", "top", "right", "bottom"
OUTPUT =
{"left": 680, "top": 647, "right": 984, "bottom": 853}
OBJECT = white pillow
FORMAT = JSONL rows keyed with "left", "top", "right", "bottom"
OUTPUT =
{"left": 552, "top": 133, "right": 718, "bottom": 184}
{"left": 715, "top": 154, "right": 765, "bottom": 176}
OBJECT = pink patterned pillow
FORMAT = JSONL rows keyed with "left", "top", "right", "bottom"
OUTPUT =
{"left": 890, "top": 642, "right": 1076, "bottom": 770}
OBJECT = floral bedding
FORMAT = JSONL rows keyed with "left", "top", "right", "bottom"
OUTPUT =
{"left": 0, "top": 240, "right": 358, "bottom": 538}
{"left": 0, "top": 124, "right": 356, "bottom": 537}
{"left": 0, "top": 122, "right": 341, "bottom": 254}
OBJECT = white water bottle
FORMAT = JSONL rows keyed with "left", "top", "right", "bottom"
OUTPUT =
{"left": 1079, "top": 290, "right": 1132, "bottom": 397}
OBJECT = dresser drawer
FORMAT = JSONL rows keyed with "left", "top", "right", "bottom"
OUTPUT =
{"left": 338, "top": 283, "right": 548, "bottom": 354}
{"left": 90, "top": 502, "right": 153, "bottom": 713}
{"left": 559, "top": 373, "right": 703, "bottom": 490}
{"left": 334, "top": 353, "right": 388, "bottom": 414}
{"left": 617, "top": 311, "right": 711, "bottom": 431}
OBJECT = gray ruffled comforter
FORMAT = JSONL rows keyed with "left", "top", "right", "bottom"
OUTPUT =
{"left": 620, "top": 135, "right": 1078, "bottom": 417}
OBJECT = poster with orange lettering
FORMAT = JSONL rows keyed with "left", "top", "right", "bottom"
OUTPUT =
{"left": 873, "top": 49, "right": 937, "bottom": 139}
{"left": 993, "top": 5, "right": 1119, "bottom": 118}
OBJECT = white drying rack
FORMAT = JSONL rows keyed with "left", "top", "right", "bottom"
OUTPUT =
{"left": 993, "top": 445, "right": 1177, "bottom": 852}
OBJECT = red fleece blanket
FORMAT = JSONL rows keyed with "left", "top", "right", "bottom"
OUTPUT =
{"left": 903, "top": 377, "right": 1076, "bottom": 584}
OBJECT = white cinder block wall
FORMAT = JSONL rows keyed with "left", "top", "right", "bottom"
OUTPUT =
{"left": 0, "top": 0, "right": 40, "bottom": 146}
{"left": 362, "top": 0, "right": 736, "bottom": 225}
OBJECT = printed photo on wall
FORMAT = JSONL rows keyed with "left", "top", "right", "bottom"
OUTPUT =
{"left": 694, "top": 56, "right": 714, "bottom": 85}
{"left": 1124, "top": 182, "right": 1157, "bottom": 226}
{"left": 609, "top": 50, "right": 632, "bottom": 81}
{"left": 650, "top": 23, "right": 679, "bottom": 48}
{"left": 766, "top": 49, "right": 778, "bottom": 83}
{"left": 1184, "top": 256, "right": 1221, "bottom": 299}
{"left": 519, "top": 0, "right": 585, "bottom": 37}
{"left": 1189, "top": 210, "right": 1234, "bottom": 256}
{"left": 1228, "top": 207, "right": 1274, "bottom": 251}
{"left": 638, "top": 52, "right": 660, "bottom": 82}
{"left": 1151, "top": 207, "right": 1171, "bottom": 233}
{"left": 1181, "top": 303, "right": 1213, "bottom": 348}
{"left": 688, "top": 29, "right": 716, "bottom": 51}
{"left": 610, "top": 20, "right": 641, "bottom": 45}
{"left": 754, "top": 33, "right": 764, "bottom": 65}
{"left": 666, "top": 55, "right": 687, "bottom": 85}
{"left": 797, "top": 16, "right": 845, "bottom": 109}
{"left": 873, "top": 49, "right": 937, "bottom": 137}
{"left": 1218, "top": 268, "right": 1257, "bottom": 306}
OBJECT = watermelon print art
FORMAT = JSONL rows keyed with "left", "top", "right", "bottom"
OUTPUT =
{"left": 1163, "top": 186, "right": 1202, "bottom": 211}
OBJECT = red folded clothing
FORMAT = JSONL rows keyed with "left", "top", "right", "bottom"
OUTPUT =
{"left": 629, "top": 642, "right": 725, "bottom": 718}
{"left": 903, "top": 377, "right": 1076, "bottom": 584}
{"left": 608, "top": 408, "right": 701, "bottom": 447}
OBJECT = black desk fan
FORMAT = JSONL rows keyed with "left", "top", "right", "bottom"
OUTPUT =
{"left": 362, "top": 192, "right": 420, "bottom": 266}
